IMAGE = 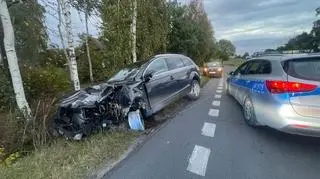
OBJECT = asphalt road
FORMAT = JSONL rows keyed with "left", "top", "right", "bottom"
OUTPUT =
{"left": 104, "top": 67, "right": 320, "bottom": 179}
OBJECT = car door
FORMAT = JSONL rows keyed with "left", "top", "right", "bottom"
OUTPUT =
{"left": 229, "top": 62, "right": 250, "bottom": 99}
{"left": 237, "top": 60, "right": 267, "bottom": 105}
{"left": 165, "top": 57, "right": 189, "bottom": 95}
{"left": 143, "top": 58, "right": 171, "bottom": 109}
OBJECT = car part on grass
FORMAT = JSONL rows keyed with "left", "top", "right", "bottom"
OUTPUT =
{"left": 128, "top": 110, "right": 145, "bottom": 130}
{"left": 52, "top": 82, "right": 148, "bottom": 140}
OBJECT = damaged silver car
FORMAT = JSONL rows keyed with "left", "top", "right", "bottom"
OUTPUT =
{"left": 52, "top": 54, "right": 201, "bottom": 140}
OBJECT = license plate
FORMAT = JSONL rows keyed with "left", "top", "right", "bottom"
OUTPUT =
{"left": 209, "top": 71, "right": 216, "bottom": 74}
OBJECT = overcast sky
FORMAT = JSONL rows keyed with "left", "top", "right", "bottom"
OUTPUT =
{"left": 202, "top": 0, "right": 320, "bottom": 55}
{"left": 45, "top": 0, "right": 320, "bottom": 55}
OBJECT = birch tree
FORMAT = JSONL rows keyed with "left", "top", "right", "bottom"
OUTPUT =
{"left": 60, "top": 0, "right": 80, "bottom": 91}
{"left": 84, "top": 1, "right": 93, "bottom": 82}
{"left": 130, "top": 0, "right": 137, "bottom": 63}
{"left": 0, "top": 0, "right": 31, "bottom": 117}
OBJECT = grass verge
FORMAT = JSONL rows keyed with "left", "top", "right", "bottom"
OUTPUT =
{"left": 200, "top": 76, "right": 210, "bottom": 87}
{"left": 223, "top": 58, "right": 245, "bottom": 67}
{"left": 0, "top": 131, "right": 139, "bottom": 179}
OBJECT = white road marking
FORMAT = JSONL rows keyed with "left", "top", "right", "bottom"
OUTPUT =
{"left": 201, "top": 122, "right": 216, "bottom": 137}
{"left": 187, "top": 145, "right": 211, "bottom": 176}
{"left": 215, "top": 94, "right": 222, "bottom": 99}
{"left": 212, "top": 100, "right": 221, "bottom": 107}
{"left": 217, "top": 86, "right": 223, "bottom": 90}
{"left": 216, "top": 90, "right": 223, "bottom": 93}
{"left": 208, "top": 109, "right": 219, "bottom": 117}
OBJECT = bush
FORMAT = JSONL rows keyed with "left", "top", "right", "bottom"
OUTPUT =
{"left": 0, "top": 66, "right": 15, "bottom": 112}
{"left": 21, "top": 66, "right": 71, "bottom": 100}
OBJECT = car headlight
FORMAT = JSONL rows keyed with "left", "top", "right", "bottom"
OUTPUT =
{"left": 217, "top": 67, "right": 222, "bottom": 71}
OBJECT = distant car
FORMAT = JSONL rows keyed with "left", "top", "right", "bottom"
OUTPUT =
{"left": 226, "top": 54, "right": 320, "bottom": 137}
{"left": 203, "top": 62, "right": 223, "bottom": 78}
{"left": 53, "top": 54, "right": 201, "bottom": 139}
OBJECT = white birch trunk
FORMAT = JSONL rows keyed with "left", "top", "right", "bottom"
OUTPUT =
{"left": 131, "top": 0, "right": 137, "bottom": 63}
{"left": 60, "top": 0, "right": 80, "bottom": 91}
{"left": 85, "top": 3, "right": 93, "bottom": 83}
{"left": 0, "top": 0, "right": 31, "bottom": 118}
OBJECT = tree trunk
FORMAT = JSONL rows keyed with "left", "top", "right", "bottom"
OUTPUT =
{"left": 60, "top": 0, "right": 80, "bottom": 91}
{"left": 0, "top": 0, "right": 31, "bottom": 118}
{"left": 131, "top": 0, "right": 137, "bottom": 63}
{"left": 85, "top": 3, "right": 93, "bottom": 83}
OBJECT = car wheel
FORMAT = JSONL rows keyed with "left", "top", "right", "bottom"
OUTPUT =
{"left": 243, "top": 96, "right": 258, "bottom": 127}
{"left": 127, "top": 110, "right": 145, "bottom": 131}
{"left": 188, "top": 80, "right": 201, "bottom": 100}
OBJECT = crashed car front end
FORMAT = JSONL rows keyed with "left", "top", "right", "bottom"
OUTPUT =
{"left": 52, "top": 82, "right": 148, "bottom": 140}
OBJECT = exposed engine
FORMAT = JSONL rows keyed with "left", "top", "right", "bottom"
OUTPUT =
{"left": 52, "top": 82, "right": 148, "bottom": 140}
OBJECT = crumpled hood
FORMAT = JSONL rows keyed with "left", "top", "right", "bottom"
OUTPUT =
{"left": 60, "top": 84, "right": 112, "bottom": 108}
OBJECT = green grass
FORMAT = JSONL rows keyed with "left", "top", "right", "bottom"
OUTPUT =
{"left": 0, "top": 131, "right": 139, "bottom": 179}
{"left": 223, "top": 58, "right": 246, "bottom": 67}
{"left": 200, "top": 76, "right": 210, "bottom": 87}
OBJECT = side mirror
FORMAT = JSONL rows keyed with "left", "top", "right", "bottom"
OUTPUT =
{"left": 229, "top": 71, "right": 235, "bottom": 76}
{"left": 143, "top": 72, "right": 153, "bottom": 82}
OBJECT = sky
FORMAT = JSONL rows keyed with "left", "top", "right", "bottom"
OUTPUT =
{"left": 44, "top": 0, "right": 320, "bottom": 55}
{"left": 202, "top": 0, "right": 320, "bottom": 55}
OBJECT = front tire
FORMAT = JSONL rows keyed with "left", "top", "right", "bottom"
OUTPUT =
{"left": 188, "top": 80, "right": 201, "bottom": 100}
{"left": 243, "top": 96, "right": 258, "bottom": 127}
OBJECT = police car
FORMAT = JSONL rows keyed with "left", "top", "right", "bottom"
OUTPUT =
{"left": 226, "top": 54, "right": 320, "bottom": 137}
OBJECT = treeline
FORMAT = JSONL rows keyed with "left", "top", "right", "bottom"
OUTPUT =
{"left": 276, "top": 7, "right": 320, "bottom": 52}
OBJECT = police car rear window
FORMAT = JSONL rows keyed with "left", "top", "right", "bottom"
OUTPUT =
{"left": 283, "top": 57, "right": 320, "bottom": 82}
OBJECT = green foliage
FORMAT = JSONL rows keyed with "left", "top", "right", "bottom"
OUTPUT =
{"left": 100, "top": 0, "right": 132, "bottom": 67}
{"left": 242, "top": 52, "right": 249, "bottom": 59}
{"left": 77, "top": 37, "right": 117, "bottom": 83}
{"left": 216, "top": 39, "right": 236, "bottom": 61}
{"left": 21, "top": 66, "right": 71, "bottom": 100}
{"left": 38, "top": 49, "right": 67, "bottom": 68}
{"left": 276, "top": 7, "right": 320, "bottom": 52}
{"left": 0, "top": 66, "right": 14, "bottom": 112}
{"left": 136, "top": 0, "right": 168, "bottom": 60}
{"left": 167, "top": 1, "right": 215, "bottom": 65}
{"left": 8, "top": 0, "right": 47, "bottom": 62}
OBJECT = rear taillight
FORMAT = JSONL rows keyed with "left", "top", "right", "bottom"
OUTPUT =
{"left": 266, "top": 80, "right": 317, "bottom": 94}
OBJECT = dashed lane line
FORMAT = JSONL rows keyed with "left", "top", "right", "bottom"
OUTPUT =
{"left": 216, "top": 90, "right": 223, "bottom": 93}
{"left": 217, "top": 86, "right": 223, "bottom": 90}
{"left": 214, "top": 94, "right": 222, "bottom": 99}
{"left": 187, "top": 145, "right": 211, "bottom": 176}
{"left": 212, "top": 100, "right": 221, "bottom": 107}
{"left": 201, "top": 122, "right": 216, "bottom": 137}
{"left": 208, "top": 109, "right": 219, "bottom": 117}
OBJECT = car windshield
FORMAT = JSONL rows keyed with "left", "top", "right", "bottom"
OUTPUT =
{"left": 207, "top": 62, "right": 221, "bottom": 67}
{"left": 108, "top": 61, "right": 147, "bottom": 82}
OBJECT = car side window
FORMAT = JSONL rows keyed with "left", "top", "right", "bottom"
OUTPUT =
{"left": 246, "top": 60, "right": 272, "bottom": 75}
{"left": 246, "top": 61, "right": 261, "bottom": 75}
{"left": 257, "top": 60, "right": 271, "bottom": 74}
{"left": 145, "top": 58, "right": 168, "bottom": 76}
{"left": 166, "top": 57, "right": 185, "bottom": 70}
{"left": 182, "top": 57, "right": 193, "bottom": 66}
{"left": 234, "top": 62, "right": 250, "bottom": 75}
